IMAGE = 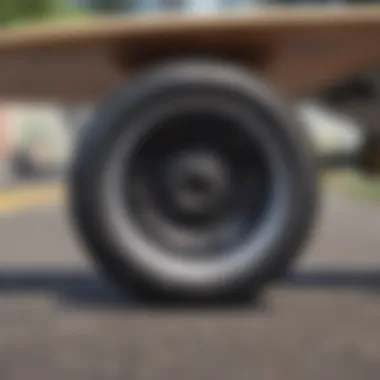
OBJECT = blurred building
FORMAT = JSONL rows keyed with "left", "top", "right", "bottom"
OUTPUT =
{"left": 67, "top": 0, "right": 261, "bottom": 13}
{"left": 66, "top": 0, "right": 354, "bottom": 12}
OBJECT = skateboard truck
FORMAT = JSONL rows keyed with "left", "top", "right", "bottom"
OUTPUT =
{"left": 319, "top": 74, "right": 380, "bottom": 175}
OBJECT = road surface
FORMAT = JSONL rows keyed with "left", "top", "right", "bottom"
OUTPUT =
{"left": 0, "top": 186, "right": 380, "bottom": 380}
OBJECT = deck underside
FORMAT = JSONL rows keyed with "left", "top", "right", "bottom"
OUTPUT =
{"left": 0, "top": 7, "right": 380, "bottom": 103}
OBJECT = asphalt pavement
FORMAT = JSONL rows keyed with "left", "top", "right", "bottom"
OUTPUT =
{"left": 0, "top": 188, "right": 380, "bottom": 380}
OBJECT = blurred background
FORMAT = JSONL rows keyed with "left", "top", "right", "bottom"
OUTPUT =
{"left": 0, "top": 2, "right": 380, "bottom": 379}
{"left": 0, "top": 0, "right": 379, "bottom": 199}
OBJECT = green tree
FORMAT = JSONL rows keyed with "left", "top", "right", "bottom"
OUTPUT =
{"left": 0, "top": 0, "right": 67, "bottom": 25}
{"left": 90, "top": 0, "right": 135, "bottom": 12}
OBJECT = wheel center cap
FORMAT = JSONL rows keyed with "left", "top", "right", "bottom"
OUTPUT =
{"left": 163, "top": 149, "right": 232, "bottom": 220}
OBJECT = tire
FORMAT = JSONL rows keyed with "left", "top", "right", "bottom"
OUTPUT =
{"left": 69, "top": 59, "right": 319, "bottom": 302}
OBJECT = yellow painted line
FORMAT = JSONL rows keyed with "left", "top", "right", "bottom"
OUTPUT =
{"left": 0, "top": 183, "right": 65, "bottom": 215}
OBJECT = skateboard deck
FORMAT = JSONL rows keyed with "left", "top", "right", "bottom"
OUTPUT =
{"left": 0, "top": 6, "right": 380, "bottom": 103}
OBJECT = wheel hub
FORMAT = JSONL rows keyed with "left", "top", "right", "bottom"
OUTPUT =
{"left": 123, "top": 107, "right": 274, "bottom": 254}
{"left": 161, "top": 149, "right": 233, "bottom": 222}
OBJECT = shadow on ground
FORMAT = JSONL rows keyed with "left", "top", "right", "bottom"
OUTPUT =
{"left": 0, "top": 267, "right": 379, "bottom": 309}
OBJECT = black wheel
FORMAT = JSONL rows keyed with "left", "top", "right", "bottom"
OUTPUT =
{"left": 69, "top": 60, "right": 319, "bottom": 302}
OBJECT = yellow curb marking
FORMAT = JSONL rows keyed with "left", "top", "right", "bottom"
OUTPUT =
{"left": 0, "top": 184, "right": 65, "bottom": 216}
